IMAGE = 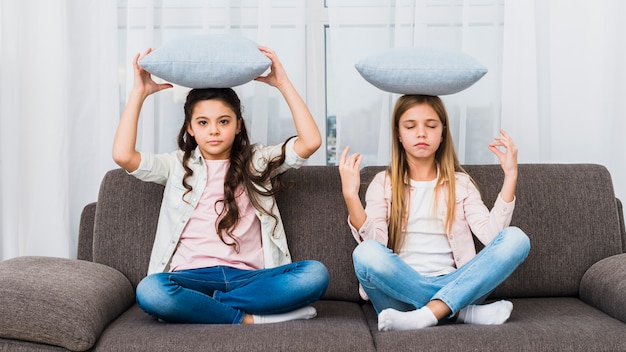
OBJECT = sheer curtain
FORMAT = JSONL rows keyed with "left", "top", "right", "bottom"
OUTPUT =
{"left": 0, "top": 0, "right": 118, "bottom": 260}
{"left": 501, "top": 0, "right": 626, "bottom": 204}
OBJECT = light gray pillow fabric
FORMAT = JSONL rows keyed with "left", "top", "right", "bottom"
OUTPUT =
{"left": 0, "top": 256, "right": 134, "bottom": 351}
{"left": 355, "top": 47, "right": 487, "bottom": 95}
{"left": 139, "top": 34, "right": 271, "bottom": 88}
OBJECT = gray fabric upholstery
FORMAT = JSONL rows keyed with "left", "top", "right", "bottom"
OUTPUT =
{"left": 363, "top": 298, "right": 626, "bottom": 352}
{"left": 92, "top": 169, "right": 163, "bottom": 289}
{"left": 360, "top": 164, "right": 624, "bottom": 298}
{"left": 276, "top": 167, "right": 361, "bottom": 302}
{"left": 618, "top": 198, "right": 626, "bottom": 252}
{"left": 93, "top": 302, "right": 375, "bottom": 352}
{"left": 3, "top": 163, "right": 625, "bottom": 351}
{"left": 77, "top": 202, "right": 96, "bottom": 262}
{"left": 580, "top": 253, "right": 626, "bottom": 323}
{"left": 0, "top": 257, "right": 135, "bottom": 351}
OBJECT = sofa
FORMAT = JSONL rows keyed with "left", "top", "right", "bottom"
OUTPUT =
{"left": 1, "top": 163, "right": 625, "bottom": 351}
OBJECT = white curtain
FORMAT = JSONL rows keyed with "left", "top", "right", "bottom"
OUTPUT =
{"left": 1, "top": 0, "right": 624, "bottom": 261}
{"left": 502, "top": 0, "right": 626, "bottom": 205}
{"left": 0, "top": 0, "right": 118, "bottom": 259}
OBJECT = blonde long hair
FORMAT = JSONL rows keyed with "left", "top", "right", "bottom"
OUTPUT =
{"left": 387, "top": 95, "right": 468, "bottom": 253}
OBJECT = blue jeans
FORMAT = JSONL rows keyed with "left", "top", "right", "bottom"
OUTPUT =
{"left": 352, "top": 227, "right": 530, "bottom": 317}
{"left": 135, "top": 260, "right": 329, "bottom": 324}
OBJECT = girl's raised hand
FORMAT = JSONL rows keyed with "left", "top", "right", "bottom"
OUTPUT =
{"left": 132, "top": 49, "right": 173, "bottom": 97}
{"left": 254, "top": 46, "right": 289, "bottom": 88}
{"left": 338, "top": 146, "right": 363, "bottom": 200}
{"left": 488, "top": 129, "right": 518, "bottom": 177}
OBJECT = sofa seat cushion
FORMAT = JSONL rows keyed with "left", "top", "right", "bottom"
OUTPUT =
{"left": 93, "top": 301, "right": 376, "bottom": 352}
{"left": 0, "top": 257, "right": 135, "bottom": 351}
{"left": 362, "top": 297, "right": 626, "bottom": 352}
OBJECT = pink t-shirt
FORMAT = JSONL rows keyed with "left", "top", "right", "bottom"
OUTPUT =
{"left": 170, "top": 159, "right": 264, "bottom": 271}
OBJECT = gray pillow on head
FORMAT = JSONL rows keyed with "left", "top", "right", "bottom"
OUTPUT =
{"left": 355, "top": 47, "right": 487, "bottom": 95}
{"left": 139, "top": 34, "right": 271, "bottom": 88}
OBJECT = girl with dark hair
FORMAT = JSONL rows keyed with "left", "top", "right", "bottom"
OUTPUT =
{"left": 338, "top": 95, "right": 530, "bottom": 331}
{"left": 113, "top": 46, "right": 329, "bottom": 325}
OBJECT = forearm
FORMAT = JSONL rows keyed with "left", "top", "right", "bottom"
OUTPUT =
{"left": 112, "top": 91, "right": 147, "bottom": 172}
{"left": 276, "top": 81, "right": 321, "bottom": 158}
{"left": 344, "top": 194, "right": 367, "bottom": 232}
{"left": 499, "top": 171, "right": 517, "bottom": 203}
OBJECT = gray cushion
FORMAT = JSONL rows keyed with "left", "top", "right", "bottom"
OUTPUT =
{"left": 580, "top": 253, "right": 626, "bottom": 323}
{"left": 93, "top": 301, "right": 375, "bottom": 352}
{"left": 355, "top": 47, "right": 487, "bottom": 95}
{"left": 0, "top": 256, "right": 134, "bottom": 351}
{"left": 139, "top": 34, "right": 271, "bottom": 88}
{"left": 363, "top": 298, "right": 626, "bottom": 352}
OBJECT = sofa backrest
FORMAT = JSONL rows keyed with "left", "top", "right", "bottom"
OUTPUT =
{"left": 90, "top": 167, "right": 362, "bottom": 302}
{"left": 92, "top": 169, "right": 163, "bottom": 290}
{"left": 361, "top": 164, "right": 624, "bottom": 298}
{"left": 88, "top": 164, "right": 624, "bottom": 302}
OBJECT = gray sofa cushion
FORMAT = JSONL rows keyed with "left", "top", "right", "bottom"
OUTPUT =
{"left": 362, "top": 298, "right": 626, "bottom": 352}
{"left": 0, "top": 257, "right": 134, "bottom": 351}
{"left": 580, "top": 253, "right": 626, "bottom": 323}
{"left": 93, "top": 301, "right": 376, "bottom": 352}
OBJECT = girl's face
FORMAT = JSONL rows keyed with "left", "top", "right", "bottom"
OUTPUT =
{"left": 187, "top": 99, "right": 241, "bottom": 160}
{"left": 397, "top": 103, "right": 444, "bottom": 163}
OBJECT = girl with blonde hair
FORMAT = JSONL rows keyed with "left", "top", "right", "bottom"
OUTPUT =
{"left": 339, "top": 95, "right": 530, "bottom": 331}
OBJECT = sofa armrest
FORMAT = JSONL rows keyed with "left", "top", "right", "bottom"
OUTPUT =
{"left": 78, "top": 202, "right": 97, "bottom": 261}
{"left": 0, "top": 256, "right": 135, "bottom": 351}
{"left": 579, "top": 253, "right": 626, "bottom": 323}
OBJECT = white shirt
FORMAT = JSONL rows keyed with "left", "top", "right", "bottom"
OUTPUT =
{"left": 398, "top": 178, "right": 455, "bottom": 277}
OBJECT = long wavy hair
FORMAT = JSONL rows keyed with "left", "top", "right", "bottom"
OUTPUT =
{"left": 387, "top": 95, "right": 468, "bottom": 253}
{"left": 177, "top": 88, "right": 292, "bottom": 252}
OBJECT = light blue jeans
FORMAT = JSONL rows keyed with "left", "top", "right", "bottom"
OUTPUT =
{"left": 136, "top": 260, "right": 329, "bottom": 324}
{"left": 352, "top": 227, "right": 530, "bottom": 317}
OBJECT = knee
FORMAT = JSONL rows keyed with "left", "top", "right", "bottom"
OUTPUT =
{"left": 352, "top": 240, "right": 385, "bottom": 267}
{"left": 300, "top": 260, "right": 330, "bottom": 292}
{"left": 352, "top": 240, "right": 393, "bottom": 278}
{"left": 501, "top": 226, "right": 531, "bottom": 260}
{"left": 136, "top": 274, "right": 172, "bottom": 315}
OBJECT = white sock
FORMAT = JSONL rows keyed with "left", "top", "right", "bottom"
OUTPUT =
{"left": 252, "top": 306, "right": 317, "bottom": 324}
{"left": 378, "top": 306, "right": 438, "bottom": 331}
{"left": 457, "top": 300, "right": 513, "bottom": 325}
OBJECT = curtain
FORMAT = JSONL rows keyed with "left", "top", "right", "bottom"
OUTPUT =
{"left": 1, "top": 0, "right": 624, "bottom": 261}
{"left": 502, "top": 0, "right": 626, "bottom": 204}
{"left": 0, "top": 0, "right": 118, "bottom": 259}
